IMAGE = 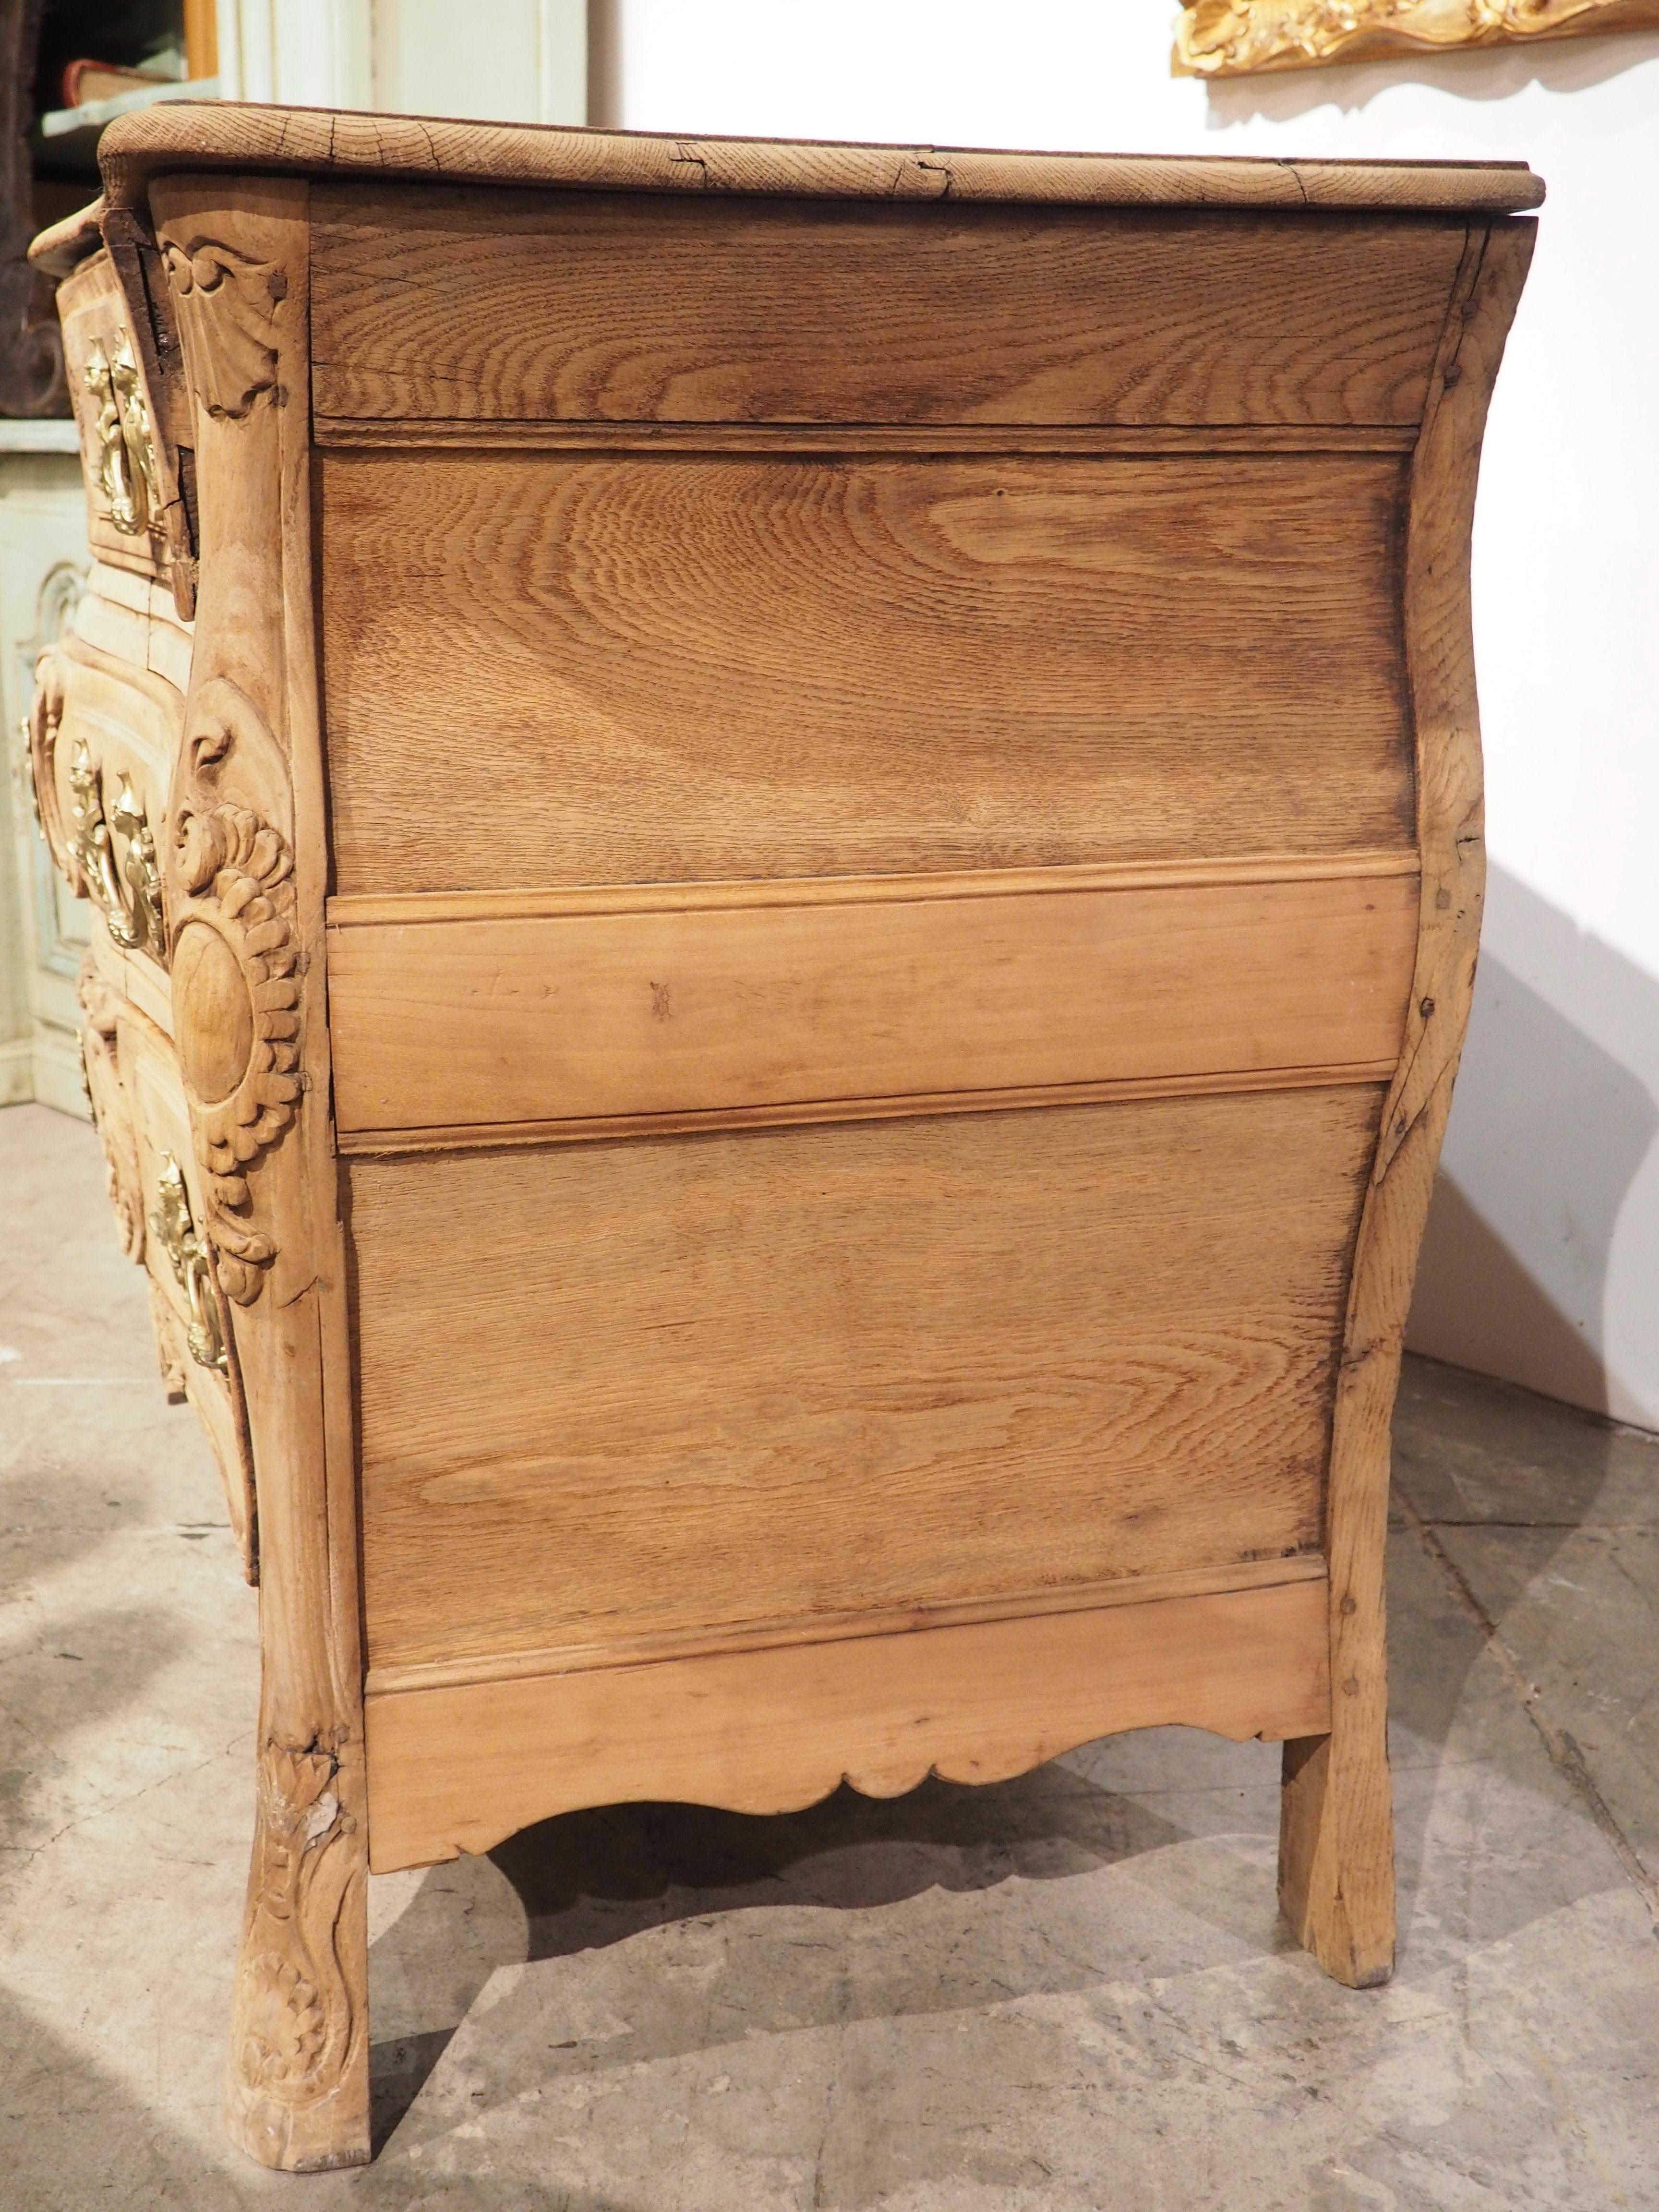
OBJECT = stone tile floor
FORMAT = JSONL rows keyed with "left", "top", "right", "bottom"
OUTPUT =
{"left": 2, "top": 1098, "right": 1658, "bottom": 2209}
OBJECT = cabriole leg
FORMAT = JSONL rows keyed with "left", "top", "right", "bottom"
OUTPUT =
{"left": 224, "top": 1738, "right": 371, "bottom": 2170}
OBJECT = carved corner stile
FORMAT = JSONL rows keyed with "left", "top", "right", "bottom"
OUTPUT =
{"left": 150, "top": 174, "right": 371, "bottom": 2174}
{"left": 1276, "top": 216, "right": 1536, "bottom": 1988}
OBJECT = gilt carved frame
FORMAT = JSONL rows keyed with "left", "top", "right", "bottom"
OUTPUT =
{"left": 1175, "top": 0, "right": 1659, "bottom": 76}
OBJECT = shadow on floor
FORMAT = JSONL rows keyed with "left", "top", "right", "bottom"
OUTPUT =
{"left": 1386, "top": 1352, "right": 1645, "bottom": 1950}
{"left": 371, "top": 1354, "right": 1658, "bottom": 2148}
{"left": 370, "top": 1763, "right": 1193, "bottom": 2147}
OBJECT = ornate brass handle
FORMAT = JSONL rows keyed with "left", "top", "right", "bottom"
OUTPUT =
{"left": 83, "top": 331, "right": 161, "bottom": 539}
{"left": 150, "top": 1155, "right": 228, "bottom": 1374}
{"left": 67, "top": 735, "right": 164, "bottom": 956}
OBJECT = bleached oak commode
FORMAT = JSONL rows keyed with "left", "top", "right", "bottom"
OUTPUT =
{"left": 27, "top": 106, "right": 1538, "bottom": 2171}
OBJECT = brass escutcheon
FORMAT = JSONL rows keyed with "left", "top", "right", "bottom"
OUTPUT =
{"left": 150, "top": 1155, "right": 228, "bottom": 1374}
{"left": 83, "top": 331, "right": 161, "bottom": 539}
{"left": 68, "top": 736, "right": 164, "bottom": 956}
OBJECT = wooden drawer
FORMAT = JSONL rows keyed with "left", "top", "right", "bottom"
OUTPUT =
{"left": 118, "top": 1002, "right": 257, "bottom": 1574}
{"left": 71, "top": 557, "right": 195, "bottom": 697}
{"left": 28, "top": 627, "right": 177, "bottom": 986}
{"left": 312, "top": 187, "right": 1469, "bottom": 432}
{"left": 76, "top": 947, "right": 257, "bottom": 1576}
{"left": 56, "top": 251, "right": 172, "bottom": 583}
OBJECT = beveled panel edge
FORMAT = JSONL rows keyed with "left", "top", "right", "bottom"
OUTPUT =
{"left": 95, "top": 104, "right": 1544, "bottom": 215}
{"left": 313, "top": 419, "right": 1424, "bottom": 456}
{"left": 336, "top": 1060, "right": 1399, "bottom": 1158}
{"left": 327, "top": 848, "right": 1421, "bottom": 932}
{"left": 363, "top": 1576, "right": 1334, "bottom": 1871}
{"left": 365, "top": 1551, "right": 1330, "bottom": 1696}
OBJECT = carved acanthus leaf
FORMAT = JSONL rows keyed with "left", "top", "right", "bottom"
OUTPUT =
{"left": 170, "top": 802, "right": 302, "bottom": 1304}
{"left": 160, "top": 237, "right": 286, "bottom": 422}
{"left": 228, "top": 1744, "right": 363, "bottom": 2110}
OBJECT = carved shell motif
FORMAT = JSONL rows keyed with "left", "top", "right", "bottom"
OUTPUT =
{"left": 160, "top": 239, "right": 283, "bottom": 423}
{"left": 170, "top": 805, "right": 302, "bottom": 1304}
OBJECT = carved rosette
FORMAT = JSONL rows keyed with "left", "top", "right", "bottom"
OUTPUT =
{"left": 226, "top": 1745, "right": 364, "bottom": 2124}
{"left": 169, "top": 801, "right": 303, "bottom": 1304}
{"left": 75, "top": 953, "right": 145, "bottom": 1263}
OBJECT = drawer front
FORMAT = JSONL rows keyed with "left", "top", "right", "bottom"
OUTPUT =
{"left": 352, "top": 1084, "right": 1379, "bottom": 1676}
{"left": 28, "top": 631, "right": 178, "bottom": 985}
{"left": 312, "top": 186, "right": 1468, "bottom": 431}
{"left": 56, "top": 251, "right": 172, "bottom": 582}
{"left": 114, "top": 1000, "right": 259, "bottom": 1577}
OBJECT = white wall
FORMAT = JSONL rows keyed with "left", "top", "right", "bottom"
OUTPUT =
{"left": 216, "top": 0, "right": 586, "bottom": 121}
{"left": 594, "top": 1, "right": 1659, "bottom": 1430}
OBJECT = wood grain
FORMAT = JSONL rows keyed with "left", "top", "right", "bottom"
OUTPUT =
{"left": 96, "top": 103, "right": 1544, "bottom": 216}
{"left": 351, "top": 1086, "right": 1381, "bottom": 1674}
{"left": 1277, "top": 216, "right": 1538, "bottom": 1988}
{"left": 326, "top": 865, "right": 1418, "bottom": 1138}
{"left": 320, "top": 450, "right": 1416, "bottom": 894}
{"left": 365, "top": 1551, "right": 1329, "bottom": 1695}
{"left": 364, "top": 1576, "right": 1333, "bottom": 1873}
{"left": 312, "top": 191, "right": 1469, "bottom": 430}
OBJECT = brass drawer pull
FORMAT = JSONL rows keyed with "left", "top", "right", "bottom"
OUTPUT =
{"left": 150, "top": 1155, "right": 228, "bottom": 1375}
{"left": 83, "top": 331, "right": 161, "bottom": 539}
{"left": 68, "top": 735, "right": 164, "bottom": 956}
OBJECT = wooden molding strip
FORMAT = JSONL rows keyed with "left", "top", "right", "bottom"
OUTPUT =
{"left": 314, "top": 418, "right": 1423, "bottom": 457}
{"left": 328, "top": 848, "right": 1420, "bottom": 932}
{"left": 97, "top": 104, "right": 1543, "bottom": 216}
{"left": 327, "top": 862, "right": 1418, "bottom": 1140}
{"left": 366, "top": 1551, "right": 1329, "bottom": 1696}
{"left": 338, "top": 1058, "right": 1398, "bottom": 1157}
{"left": 363, "top": 1574, "right": 1333, "bottom": 1871}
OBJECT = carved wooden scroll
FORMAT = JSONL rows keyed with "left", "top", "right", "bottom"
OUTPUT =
{"left": 152, "top": 174, "right": 370, "bottom": 2174}
{"left": 1175, "top": 0, "right": 1659, "bottom": 76}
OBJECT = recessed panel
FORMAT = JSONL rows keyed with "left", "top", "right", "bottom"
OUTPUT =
{"left": 352, "top": 1087, "right": 1380, "bottom": 1674}
{"left": 319, "top": 450, "right": 1414, "bottom": 893}
{"left": 312, "top": 188, "right": 1465, "bottom": 429}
